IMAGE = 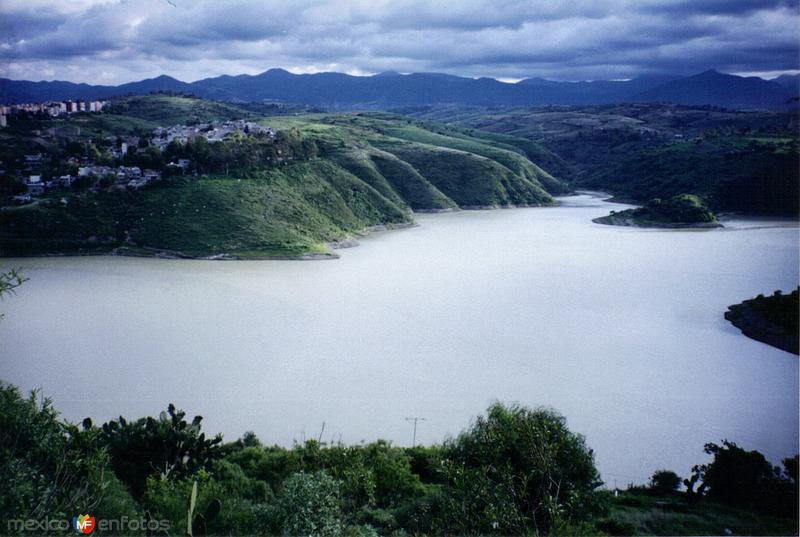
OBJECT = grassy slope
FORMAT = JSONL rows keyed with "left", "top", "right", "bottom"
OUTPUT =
{"left": 603, "top": 490, "right": 797, "bottom": 536}
{"left": 106, "top": 95, "right": 257, "bottom": 126}
{"left": 0, "top": 98, "right": 567, "bottom": 258}
{"left": 369, "top": 149, "right": 458, "bottom": 210}
{"left": 263, "top": 112, "right": 560, "bottom": 210}
{"left": 375, "top": 118, "right": 569, "bottom": 194}
{"left": 326, "top": 113, "right": 556, "bottom": 207}
{"left": 332, "top": 112, "right": 569, "bottom": 194}
{"left": 0, "top": 161, "right": 410, "bottom": 258}
{"left": 373, "top": 138, "right": 551, "bottom": 207}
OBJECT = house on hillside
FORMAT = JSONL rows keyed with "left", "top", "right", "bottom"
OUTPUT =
{"left": 25, "top": 175, "right": 45, "bottom": 196}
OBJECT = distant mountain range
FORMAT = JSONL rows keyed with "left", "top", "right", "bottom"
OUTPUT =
{"left": 1, "top": 69, "right": 797, "bottom": 111}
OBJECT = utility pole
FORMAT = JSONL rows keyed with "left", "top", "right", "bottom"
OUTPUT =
{"left": 405, "top": 417, "right": 426, "bottom": 447}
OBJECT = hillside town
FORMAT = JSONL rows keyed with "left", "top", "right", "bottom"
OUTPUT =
{"left": 152, "top": 120, "right": 274, "bottom": 149}
{"left": 3, "top": 117, "right": 276, "bottom": 205}
{"left": 12, "top": 156, "right": 165, "bottom": 205}
{"left": 0, "top": 99, "right": 108, "bottom": 127}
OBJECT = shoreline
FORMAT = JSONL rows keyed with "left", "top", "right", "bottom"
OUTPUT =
{"left": 0, "top": 202, "right": 563, "bottom": 262}
{"left": 592, "top": 214, "right": 723, "bottom": 229}
{"left": 725, "top": 308, "right": 799, "bottom": 356}
{"left": 0, "top": 221, "right": 420, "bottom": 261}
{"left": 724, "top": 292, "right": 799, "bottom": 356}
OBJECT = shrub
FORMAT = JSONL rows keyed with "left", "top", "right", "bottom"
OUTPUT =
{"left": 278, "top": 470, "right": 343, "bottom": 537}
{"left": 142, "top": 465, "right": 271, "bottom": 537}
{"left": 437, "top": 403, "right": 603, "bottom": 534}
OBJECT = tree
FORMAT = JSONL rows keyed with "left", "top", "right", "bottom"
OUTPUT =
{"left": 649, "top": 470, "right": 681, "bottom": 494}
{"left": 438, "top": 403, "right": 603, "bottom": 534}
{"left": 685, "top": 440, "right": 798, "bottom": 515}
{"left": 88, "top": 143, "right": 112, "bottom": 165}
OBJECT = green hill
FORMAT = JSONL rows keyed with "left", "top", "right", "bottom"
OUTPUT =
{"left": 106, "top": 95, "right": 258, "bottom": 126}
{"left": 577, "top": 137, "right": 799, "bottom": 215}
{"left": 401, "top": 104, "right": 799, "bottom": 215}
{"left": 0, "top": 161, "right": 410, "bottom": 258}
{"left": 0, "top": 96, "right": 564, "bottom": 258}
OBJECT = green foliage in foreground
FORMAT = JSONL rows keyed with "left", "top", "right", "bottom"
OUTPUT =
{"left": 684, "top": 441, "right": 798, "bottom": 516}
{"left": 603, "top": 487, "right": 798, "bottom": 536}
{"left": 0, "top": 384, "right": 141, "bottom": 530}
{"left": 97, "top": 404, "right": 223, "bottom": 499}
{"left": 1, "top": 381, "right": 797, "bottom": 536}
{"left": 437, "top": 404, "right": 603, "bottom": 534}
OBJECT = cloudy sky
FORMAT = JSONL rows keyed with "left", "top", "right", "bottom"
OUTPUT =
{"left": 1, "top": 0, "right": 798, "bottom": 84}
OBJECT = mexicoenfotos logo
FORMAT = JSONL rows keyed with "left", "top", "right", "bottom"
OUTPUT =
{"left": 72, "top": 514, "right": 95, "bottom": 534}
{"left": 6, "top": 515, "right": 169, "bottom": 533}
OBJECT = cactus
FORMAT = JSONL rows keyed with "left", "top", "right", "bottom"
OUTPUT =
{"left": 187, "top": 480, "right": 198, "bottom": 537}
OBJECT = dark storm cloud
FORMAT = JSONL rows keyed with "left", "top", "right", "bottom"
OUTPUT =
{"left": 640, "top": 0, "right": 797, "bottom": 16}
{"left": 0, "top": 0, "right": 797, "bottom": 84}
{"left": 0, "top": 10, "right": 63, "bottom": 41}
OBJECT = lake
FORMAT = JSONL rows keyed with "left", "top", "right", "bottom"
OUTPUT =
{"left": 1, "top": 192, "right": 797, "bottom": 485}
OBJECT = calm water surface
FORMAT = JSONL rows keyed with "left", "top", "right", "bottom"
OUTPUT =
{"left": 1, "top": 193, "right": 798, "bottom": 484}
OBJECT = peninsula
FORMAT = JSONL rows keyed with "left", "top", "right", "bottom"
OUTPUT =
{"left": 725, "top": 289, "right": 799, "bottom": 355}
{"left": 593, "top": 194, "right": 721, "bottom": 228}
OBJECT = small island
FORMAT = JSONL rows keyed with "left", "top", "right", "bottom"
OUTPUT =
{"left": 725, "top": 288, "right": 799, "bottom": 355}
{"left": 593, "top": 194, "right": 722, "bottom": 228}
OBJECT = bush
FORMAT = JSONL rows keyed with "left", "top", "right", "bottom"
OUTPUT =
{"left": 437, "top": 403, "right": 603, "bottom": 534}
{"left": 278, "top": 470, "right": 343, "bottom": 537}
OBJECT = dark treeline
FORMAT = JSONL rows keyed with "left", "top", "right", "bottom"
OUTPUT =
{"left": 725, "top": 288, "right": 800, "bottom": 355}
{"left": 1, "top": 382, "right": 797, "bottom": 536}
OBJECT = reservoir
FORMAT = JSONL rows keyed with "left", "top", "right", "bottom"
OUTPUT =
{"left": 1, "top": 192, "right": 797, "bottom": 485}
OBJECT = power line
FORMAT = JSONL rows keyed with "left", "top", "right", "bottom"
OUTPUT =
{"left": 405, "top": 417, "right": 426, "bottom": 447}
